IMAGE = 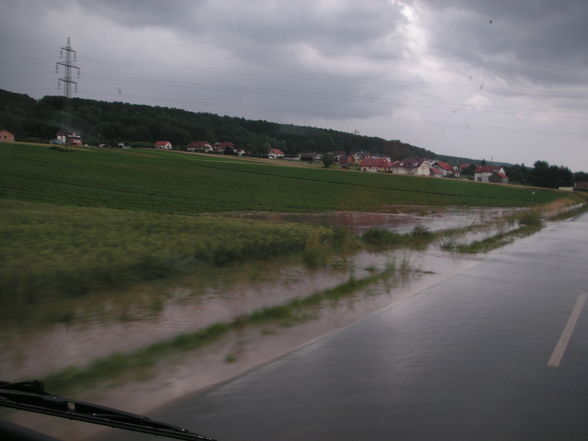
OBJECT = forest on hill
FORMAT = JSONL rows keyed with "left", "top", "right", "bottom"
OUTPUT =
{"left": 0, "top": 88, "right": 436, "bottom": 159}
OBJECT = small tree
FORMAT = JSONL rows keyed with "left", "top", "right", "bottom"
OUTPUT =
{"left": 321, "top": 154, "right": 335, "bottom": 168}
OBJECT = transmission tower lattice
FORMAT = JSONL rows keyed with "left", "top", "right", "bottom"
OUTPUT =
{"left": 55, "top": 37, "right": 80, "bottom": 132}
{"left": 56, "top": 37, "right": 80, "bottom": 98}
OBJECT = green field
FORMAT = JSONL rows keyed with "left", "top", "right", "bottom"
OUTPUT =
{"left": 0, "top": 143, "right": 564, "bottom": 213}
{"left": 0, "top": 199, "right": 330, "bottom": 306}
{"left": 0, "top": 143, "right": 573, "bottom": 302}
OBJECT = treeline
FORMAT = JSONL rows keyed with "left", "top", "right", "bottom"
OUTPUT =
{"left": 504, "top": 161, "right": 579, "bottom": 188}
{"left": 0, "top": 89, "right": 433, "bottom": 158}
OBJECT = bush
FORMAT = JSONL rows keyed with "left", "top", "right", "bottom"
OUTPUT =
{"left": 361, "top": 228, "right": 404, "bottom": 246}
{"left": 518, "top": 211, "right": 542, "bottom": 227}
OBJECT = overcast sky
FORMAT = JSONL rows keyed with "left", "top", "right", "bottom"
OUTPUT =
{"left": 1, "top": 0, "right": 587, "bottom": 171}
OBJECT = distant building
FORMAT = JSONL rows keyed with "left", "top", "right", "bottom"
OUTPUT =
{"left": 431, "top": 161, "right": 453, "bottom": 177}
{"left": 300, "top": 152, "right": 321, "bottom": 161}
{"left": 154, "top": 140, "right": 172, "bottom": 150}
{"left": 574, "top": 182, "right": 588, "bottom": 192}
{"left": 186, "top": 141, "right": 213, "bottom": 152}
{"left": 474, "top": 166, "right": 508, "bottom": 183}
{"left": 214, "top": 141, "right": 235, "bottom": 153}
{"left": 359, "top": 157, "right": 391, "bottom": 173}
{"left": 268, "top": 148, "right": 285, "bottom": 159}
{"left": 54, "top": 130, "right": 82, "bottom": 145}
{"left": 0, "top": 129, "right": 15, "bottom": 143}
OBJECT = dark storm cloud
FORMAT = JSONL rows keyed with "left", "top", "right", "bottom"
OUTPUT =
{"left": 419, "top": 0, "right": 588, "bottom": 85}
{"left": 77, "top": 0, "right": 407, "bottom": 62}
{"left": 77, "top": 0, "right": 202, "bottom": 28}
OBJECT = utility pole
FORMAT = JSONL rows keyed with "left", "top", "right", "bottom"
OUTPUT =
{"left": 56, "top": 37, "right": 80, "bottom": 133}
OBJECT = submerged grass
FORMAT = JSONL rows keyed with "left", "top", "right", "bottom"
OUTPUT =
{"left": 38, "top": 263, "right": 400, "bottom": 396}
{"left": 361, "top": 225, "right": 436, "bottom": 250}
{"left": 0, "top": 199, "right": 331, "bottom": 305}
{"left": 444, "top": 217, "right": 544, "bottom": 254}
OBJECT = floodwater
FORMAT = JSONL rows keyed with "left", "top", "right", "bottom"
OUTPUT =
{"left": 223, "top": 207, "right": 520, "bottom": 234}
{"left": 5, "top": 205, "right": 576, "bottom": 441}
{"left": 8, "top": 249, "right": 483, "bottom": 441}
{"left": 0, "top": 207, "right": 517, "bottom": 380}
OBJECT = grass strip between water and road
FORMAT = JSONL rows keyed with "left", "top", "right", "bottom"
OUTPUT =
{"left": 37, "top": 263, "right": 401, "bottom": 396}
{"left": 441, "top": 210, "right": 545, "bottom": 254}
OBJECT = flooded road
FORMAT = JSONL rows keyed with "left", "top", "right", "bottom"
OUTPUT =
{"left": 102, "top": 213, "right": 588, "bottom": 441}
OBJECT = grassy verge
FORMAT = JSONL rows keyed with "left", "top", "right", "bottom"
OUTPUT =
{"left": 547, "top": 202, "right": 588, "bottom": 221}
{"left": 38, "top": 263, "right": 400, "bottom": 395}
{"left": 442, "top": 211, "right": 544, "bottom": 254}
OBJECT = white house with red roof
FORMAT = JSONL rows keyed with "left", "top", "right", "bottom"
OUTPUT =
{"left": 474, "top": 165, "right": 508, "bottom": 183}
{"left": 154, "top": 140, "right": 172, "bottom": 150}
{"left": 431, "top": 160, "right": 453, "bottom": 177}
{"left": 359, "top": 157, "right": 392, "bottom": 173}
{"left": 268, "top": 148, "right": 285, "bottom": 159}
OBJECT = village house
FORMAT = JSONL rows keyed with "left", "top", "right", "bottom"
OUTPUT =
{"left": 213, "top": 141, "right": 235, "bottom": 154}
{"left": 54, "top": 130, "right": 82, "bottom": 145}
{"left": 431, "top": 161, "right": 453, "bottom": 177}
{"left": 154, "top": 140, "right": 172, "bottom": 150}
{"left": 268, "top": 148, "right": 285, "bottom": 159}
{"left": 0, "top": 129, "right": 15, "bottom": 143}
{"left": 186, "top": 141, "right": 213, "bottom": 152}
{"left": 359, "top": 157, "right": 391, "bottom": 173}
{"left": 474, "top": 165, "right": 508, "bottom": 183}
{"left": 398, "top": 157, "right": 433, "bottom": 176}
{"left": 329, "top": 150, "right": 346, "bottom": 161}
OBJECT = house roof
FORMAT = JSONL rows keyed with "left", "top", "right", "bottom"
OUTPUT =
{"left": 475, "top": 165, "right": 503, "bottom": 173}
{"left": 435, "top": 161, "right": 453, "bottom": 171}
{"left": 575, "top": 181, "right": 588, "bottom": 189}
{"left": 401, "top": 157, "right": 429, "bottom": 168}
{"left": 215, "top": 141, "right": 235, "bottom": 148}
{"left": 360, "top": 158, "right": 391, "bottom": 168}
{"left": 270, "top": 148, "right": 284, "bottom": 155}
{"left": 154, "top": 140, "right": 171, "bottom": 146}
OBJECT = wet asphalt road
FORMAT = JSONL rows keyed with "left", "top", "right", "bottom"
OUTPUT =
{"left": 106, "top": 213, "right": 588, "bottom": 441}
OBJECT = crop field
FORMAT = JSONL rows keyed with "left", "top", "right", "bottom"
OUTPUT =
{"left": 0, "top": 199, "right": 330, "bottom": 304}
{"left": 0, "top": 143, "right": 565, "bottom": 214}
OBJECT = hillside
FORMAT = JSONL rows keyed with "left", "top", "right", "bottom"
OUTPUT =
{"left": 1, "top": 88, "right": 438, "bottom": 160}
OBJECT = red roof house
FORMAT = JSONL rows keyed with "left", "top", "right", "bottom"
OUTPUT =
{"left": 154, "top": 140, "right": 172, "bottom": 150}
{"left": 474, "top": 166, "right": 508, "bottom": 183}
{"left": 268, "top": 148, "right": 285, "bottom": 159}
{"left": 359, "top": 157, "right": 392, "bottom": 172}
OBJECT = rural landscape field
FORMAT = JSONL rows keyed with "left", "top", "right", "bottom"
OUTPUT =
{"left": 1, "top": 141, "right": 586, "bottom": 439}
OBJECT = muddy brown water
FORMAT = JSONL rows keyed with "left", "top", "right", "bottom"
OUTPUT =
{"left": 223, "top": 207, "right": 519, "bottom": 234}
{"left": 0, "top": 207, "right": 520, "bottom": 380}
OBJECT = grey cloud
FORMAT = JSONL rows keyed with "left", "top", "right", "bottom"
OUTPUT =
{"left": 419, "top": 0, "right": 588, "bottom": 86}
